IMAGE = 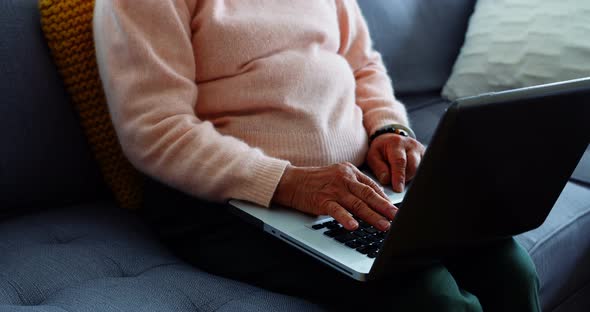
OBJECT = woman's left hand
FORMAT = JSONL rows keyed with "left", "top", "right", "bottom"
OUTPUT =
{"left": 366, "top": 133, "right": 426, "bottom": 193}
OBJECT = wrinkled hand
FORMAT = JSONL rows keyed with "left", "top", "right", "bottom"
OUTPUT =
{"left": 366, "top": 133, "right": 426, "bottom": 193}
{"left": 272, "top": 163, "right": 398, "bottom": 231}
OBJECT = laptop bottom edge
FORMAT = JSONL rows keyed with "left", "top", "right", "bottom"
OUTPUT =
{"left": 262, "top": 224, "right": 369, "bottom": 282}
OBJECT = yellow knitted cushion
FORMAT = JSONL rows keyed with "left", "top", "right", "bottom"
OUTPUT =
{"left": 39, "top": 0, "right": 143, "bottom": 209}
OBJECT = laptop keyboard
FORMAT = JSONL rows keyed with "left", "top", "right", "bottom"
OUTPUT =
{"left": 311, "top": 218, "right": 389, "bottom": 259}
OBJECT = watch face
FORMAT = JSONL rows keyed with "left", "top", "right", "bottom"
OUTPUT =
{"left": 394, "top": 128, "right": 409, "bottom": 137}
{"left": 370, "top": 126, "right": 411, "bottom": 145}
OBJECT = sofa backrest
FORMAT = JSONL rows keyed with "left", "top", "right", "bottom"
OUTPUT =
{"left": 0, "top": 0, "right": 107, "bottom": 214}
{"left": 358, "top": 0, "right": 476, "bottom": 96}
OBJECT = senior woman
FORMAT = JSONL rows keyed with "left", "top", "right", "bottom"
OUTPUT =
{"left": 94, "top": 0, "right": 540, "bottom": 310}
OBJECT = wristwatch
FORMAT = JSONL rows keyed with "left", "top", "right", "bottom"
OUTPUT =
{"left": 369, "top": 124, "right": 416, "bottom": 145}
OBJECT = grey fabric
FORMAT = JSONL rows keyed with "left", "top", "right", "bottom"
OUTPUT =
{"left": 516, "top": 182, "right": 590, "bottom": 312}
{"left": 402, "top": 94, "right": 453, "bottom": 145}
{"left": 0, "top": 202, "right": 321, "bottom": 312}
{"left": 571, "top": 146, "right": 590, "bottom": 186}
{"left": 358, "top": 0, "right": 476, "bottom": 95}
{"left": 1, "top": 0, "right": 588, "bottom": 311}
{"left": 0, "top": 0, "right": 106, "bottom": 213}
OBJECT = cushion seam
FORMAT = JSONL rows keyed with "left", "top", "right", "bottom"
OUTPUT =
{"left": 34, "top": 262, "right": 180, "bottom": 306}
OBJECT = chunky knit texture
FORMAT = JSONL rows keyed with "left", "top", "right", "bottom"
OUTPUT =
{"left": 94, "top": 0, "right": 409, "bottom": 207}
{"left": 39, "top": 0, "right": 142, "bottom": 209}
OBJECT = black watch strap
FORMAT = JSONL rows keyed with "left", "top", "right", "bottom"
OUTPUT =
{"left": 369, "top": 124, "right": 415, "bottom": 145}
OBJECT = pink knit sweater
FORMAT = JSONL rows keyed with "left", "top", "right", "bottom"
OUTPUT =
{"left": 94, "top": 0, "right": 409, "bottom": 207}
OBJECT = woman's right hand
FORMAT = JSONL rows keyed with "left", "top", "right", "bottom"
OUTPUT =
{"left": 272, "top": 163, "right": 398, "bottom": 231}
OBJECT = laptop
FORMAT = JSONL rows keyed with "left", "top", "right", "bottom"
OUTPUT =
{"left": 228, "top": 77, "right": 590, "bottom": 281}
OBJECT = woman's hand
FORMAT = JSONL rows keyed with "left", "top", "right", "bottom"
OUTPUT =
{"left": 366, "top": 133, "right": 426, "bottom": 193}
{"left": 272, "top": 163, "right": 397, "bottom": 231}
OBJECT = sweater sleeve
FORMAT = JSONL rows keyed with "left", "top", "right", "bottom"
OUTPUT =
{"left": 337, "top": 0, "right": 410, "bottom": 136}
{"left": 93, "top": 0, "right": 289, "bottom": 207}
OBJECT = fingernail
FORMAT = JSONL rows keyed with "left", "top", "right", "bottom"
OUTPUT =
{"left": 377, "top": 220, "right": 390, "bottom": 231}
{"left": 389, "top": 207, "right": 397, "bottom": 218}
{"left": 379, "top": 172, "right": 388, "bottom": 184}
{"left": 348, "top": 220, "right": 359, "bottom": 229}
{"left": 397, "top": 183, "right": 405, "bottom": 193}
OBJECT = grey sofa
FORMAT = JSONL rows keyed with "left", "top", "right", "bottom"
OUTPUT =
{"left": 1, "top": 0, "right": 589, "bottom": 311}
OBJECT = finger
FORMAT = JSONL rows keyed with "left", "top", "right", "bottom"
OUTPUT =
{"left": 340, "top": 194, "right": 390, "bottom": 231}
{"left": 405, "top": 151, "right": 421, "bottom": 182}
{"left": 386, "top": 147, "right": 407, "bottom": 193}
{"left": 348, "top": 176, "right": 397, "bottom": 220}
{"left": 353, "top": 167, "right": 389, "bottom": 200}
{"left": 323, "top": 200, "right": 358, "bottom": 231}
{"left": 366, "top": 149, "right": 391, "bottom": 186}
{"left": 411, "top": 138, "right": 426, "bottom": 158}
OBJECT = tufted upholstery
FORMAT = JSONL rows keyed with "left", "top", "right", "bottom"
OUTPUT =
{"left": 0, "top": 202, "right": 321, "bottom": 311}
{"left": 2, "top": 0, "right": 590, "bottom": 311}
{"left": 0, "top": 102, "right": 588, "bottom": 311}
{"left": 2, "top": 166, "right": 589, "bottom": 312}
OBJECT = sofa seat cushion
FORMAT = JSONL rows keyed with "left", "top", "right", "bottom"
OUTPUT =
{"left": 0, "top": 202, "right": 320, "bottom": 312}
{"left": 516, "top": 182, "right": 590, "bottom": 312}
{"left": 572, "top": 146, "right": 590, "bottom": 186}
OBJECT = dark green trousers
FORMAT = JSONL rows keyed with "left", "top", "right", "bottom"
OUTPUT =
{"left": 143, "top": 180, "right": 541, "bottom": 311}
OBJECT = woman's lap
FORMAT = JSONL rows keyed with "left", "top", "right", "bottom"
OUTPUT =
{"left": 141, "top": 180, "right": 538, "bottom": 311}
{"left": 147, "top": 208, "right": 477, "bottom": 310}
{"left": 445, "top": 238, "right": 541, "bottom": 312}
